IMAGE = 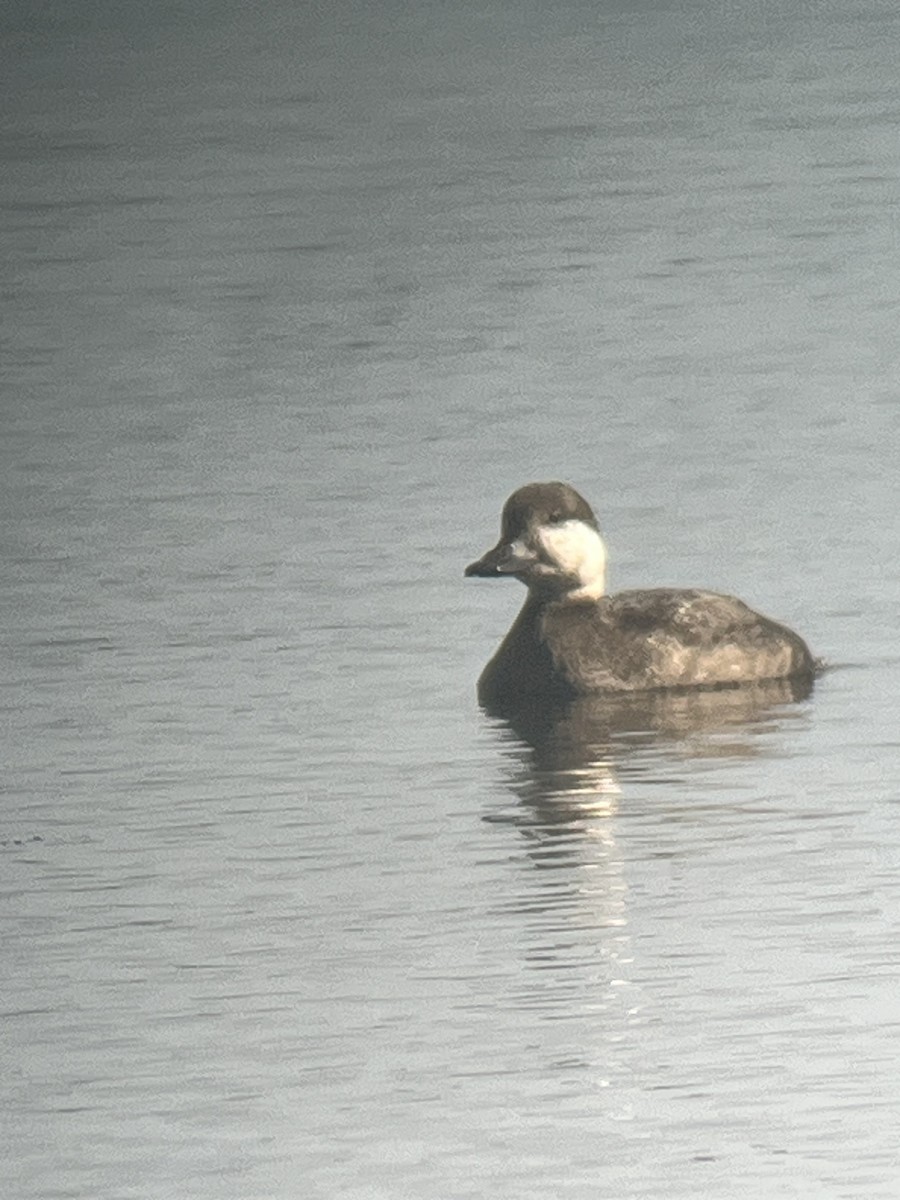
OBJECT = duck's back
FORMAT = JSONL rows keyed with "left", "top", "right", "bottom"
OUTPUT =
{"left": 541, "top": 588, "right": 815, "bottom": 693}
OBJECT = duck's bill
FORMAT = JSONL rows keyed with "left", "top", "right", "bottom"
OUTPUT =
{"left": 464, "top": 540, "right": 536, "bottom": 577}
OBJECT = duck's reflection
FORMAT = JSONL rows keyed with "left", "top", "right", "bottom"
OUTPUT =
{"left": 487, "top": 675, "right": 813, "bottom": 815}
{"left": 481, "top": 678, "right": 813, "bottom": 1022}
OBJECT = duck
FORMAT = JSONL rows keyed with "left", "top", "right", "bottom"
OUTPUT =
{"left": 464, "top": 481, "right": 816, "bottom": 708}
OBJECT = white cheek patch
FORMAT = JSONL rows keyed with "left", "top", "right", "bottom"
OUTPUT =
{"left": 537, "top": 520, "right": 607, "bottom": 596}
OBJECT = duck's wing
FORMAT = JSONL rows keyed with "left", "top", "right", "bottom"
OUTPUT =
{"left": 543, "top": 589, "right": 814, "bottom": 692}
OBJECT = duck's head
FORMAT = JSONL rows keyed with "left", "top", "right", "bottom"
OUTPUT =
{"left": 464, "top": 481, "right": 607, "bottom": 600}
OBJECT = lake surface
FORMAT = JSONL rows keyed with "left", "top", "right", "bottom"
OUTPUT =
{"left": 2, "top": 1, "right": 900, "bottom": 1197}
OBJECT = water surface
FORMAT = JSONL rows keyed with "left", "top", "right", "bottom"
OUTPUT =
{"left": 3, "top": 1, "right": 900, "bottom": 1197}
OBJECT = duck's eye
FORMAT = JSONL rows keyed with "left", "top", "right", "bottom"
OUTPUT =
{"left": 547, "top": 512, "right": 567, "bottom": 525}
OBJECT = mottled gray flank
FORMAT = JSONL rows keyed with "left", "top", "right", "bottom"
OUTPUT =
{"left": 2, "top": 1, "right": 900, "bottom": 1198}
{"left": 476, "top": 584, "right": 814, "bottom": 702}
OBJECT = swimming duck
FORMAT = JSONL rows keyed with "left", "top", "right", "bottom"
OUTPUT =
{"left": 465, "top": 482, "right": 816, "bottom": 707}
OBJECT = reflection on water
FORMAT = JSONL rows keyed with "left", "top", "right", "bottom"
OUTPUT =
{"left": 479, "top": 678, "right": 816, "bottom": 1050}
{"left": 484, "top": 676, "right": 814, "bottom": 814}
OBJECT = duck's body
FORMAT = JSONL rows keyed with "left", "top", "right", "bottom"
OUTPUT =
{"left": 474, "top": 584, "right": 813, "bottom": 706}
{"left": 465, "top": 482, "right": 816, "bottom": 708}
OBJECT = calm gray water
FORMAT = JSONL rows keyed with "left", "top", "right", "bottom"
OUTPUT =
{"left": 3, "top": 1, "right": 900, "bottom": 1197}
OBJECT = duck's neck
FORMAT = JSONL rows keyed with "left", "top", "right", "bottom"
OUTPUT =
{"left": 526, "top": 576, "right": 607, "bottom": 607}
{"left": 567, "top": 578, "right": 607, "bottom": 602}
